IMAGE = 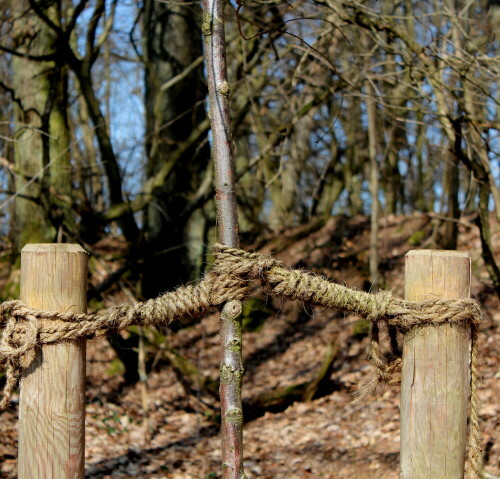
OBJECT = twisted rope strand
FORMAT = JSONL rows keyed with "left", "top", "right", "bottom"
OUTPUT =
{"left": 0, "top": 243, "right": 483, "bottom": 477}
{"left": 466, "top": 324, "right": 482, "bottom": 479}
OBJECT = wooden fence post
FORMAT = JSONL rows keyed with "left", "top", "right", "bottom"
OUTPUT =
{"left": 401, "top": 250, "right": 471, "bottom": 479}
{"left": 18, "top": 244, "right": 88, "bottom": 478}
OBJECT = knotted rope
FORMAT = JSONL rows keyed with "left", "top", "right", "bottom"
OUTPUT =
{"left": 0, "top": 243, "right": 483, "bottom": 477}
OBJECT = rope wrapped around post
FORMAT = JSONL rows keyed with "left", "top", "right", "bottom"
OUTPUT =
{"left": 0, "top": 243, "right": 483, "bottom": 477}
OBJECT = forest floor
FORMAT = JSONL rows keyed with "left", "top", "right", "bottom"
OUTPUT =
{"left": 0, "top": 213, "right": 499, "bottom": 479}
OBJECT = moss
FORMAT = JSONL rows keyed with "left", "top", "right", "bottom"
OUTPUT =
{"left": 228, "top": 337, "right": 242, "bottom": 352}
{"left": 408, "top": 229, "right": 426, "bottom": 246}
{"left": 220, "top": 363, "right": 234, "bottom": 383}
{"left": 471, "top": 258, "right": 481, "bottom": 278}
{"left": 220, "top": 363, "right": 244, "bottom": 384}
{"left": 204, "top": 410, "right": 221, "bottom": 424}
{"left": 255, "top": 383, "right": 303, "bottom": 407}
{"left": 107, "top": 357, "right": 125, "bottom": 377}
{"left": 88, "top": 256, "right": 99, "bottom": 275}
{"left": 147, "top": 328, "right": 166, "bottom": 346}
{"left": 17, "top": 223, "right": 55, "bottom": 250}
{"left": 352, "top": 319, "right": 371, "bottom": 339}
{"left": 241, "top": 297, "right": 275, "bottom": 332}
{"left": 88, "top": 298, "right": 103, "bottom": 311}
{"left": 202, "top": 14, "right": 213, "bottom": 36}
{"left": 1, "top": 269, "right": 20, "bottom": 301}
{"left": 225, "top": 408, "right": 243, "bottom": 422}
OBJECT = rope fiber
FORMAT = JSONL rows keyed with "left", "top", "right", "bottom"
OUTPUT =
{"left": 0, "top": 243, "right": 483, "bottom": 477}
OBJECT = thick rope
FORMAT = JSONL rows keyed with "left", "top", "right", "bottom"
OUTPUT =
{"left": 0, "top": 243, "right": 483, "bottom": 476}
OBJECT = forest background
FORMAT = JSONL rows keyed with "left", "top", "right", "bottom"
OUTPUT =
{"left": 0, "top": 0, "right": 499, "bottom": 477}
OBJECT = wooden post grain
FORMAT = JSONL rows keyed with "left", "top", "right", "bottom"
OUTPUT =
{"left": 18, "top": 244, "right": 88, "bottom": 479}
{"left": 401, "top": 250, "right": 471, "bottom": 479}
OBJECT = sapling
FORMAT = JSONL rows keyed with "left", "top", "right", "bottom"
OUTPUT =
{"left": 201, "top": 0, "right": 246, "bottom": 477}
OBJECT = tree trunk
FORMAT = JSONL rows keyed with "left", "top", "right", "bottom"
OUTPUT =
{"left": 367, "top": 84, "right": 379, "bottom": 285}
{"left": 141, "top": 0, "right": 210, "bottom": 297}
{"left": 438, "top": 144, "right": 459, "bottom": 250}
{"left": 75, "top": 68, "right": 139, "bottom": 243}
{"left": 342, "top": 96, "right": 365, "bottom": 216}
{"left": 10, "top": 0, "right": 65, "bottom": 250}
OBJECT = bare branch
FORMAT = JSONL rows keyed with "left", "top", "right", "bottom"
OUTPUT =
{"left": 93, "top": 0, "right": 119, "bottom": 58}
{"left": 27, "top": 0, "right": 63, "bottom": 36}
{"left": 66, "top": 0, "right": 91, "bottom": 36}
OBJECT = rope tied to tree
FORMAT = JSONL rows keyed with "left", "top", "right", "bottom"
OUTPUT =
{"left": 0, "top": 243, "right": 483, "bottom": 478}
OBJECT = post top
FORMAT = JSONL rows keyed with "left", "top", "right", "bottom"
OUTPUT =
{"left": 22, "top": 244, "right": 88, "bottom": 254}
{"left": 406, "top": 249, "right": 469, "bottom": 258}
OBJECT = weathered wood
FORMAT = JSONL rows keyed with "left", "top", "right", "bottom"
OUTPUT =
{"left": 401, "top": 250, "right": 471, "bottom": 479}
{"left": 18, "top": 244, "right": 88, "bottom": 479}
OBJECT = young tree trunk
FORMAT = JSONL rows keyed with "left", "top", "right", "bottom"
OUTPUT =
{"left": 202, "top": 0, "right": 245, "bottom": 476}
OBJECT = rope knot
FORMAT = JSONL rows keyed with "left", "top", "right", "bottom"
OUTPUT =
{"left": 375, "top": 356, "right": 402, "bottom": 385}
{"left": 212, "top": 243, "right": 283, "bottom": 278}
{"left": 0, "top": 300, "right": 39, "bottom": 368}
{"left": 246, "top": 254, "right": 282, "bottom": 279}
{"left": 210, "top": 243, "right": 283, "bottom": 305}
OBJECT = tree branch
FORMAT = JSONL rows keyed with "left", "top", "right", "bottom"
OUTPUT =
{"left": 27, "top": 0, "right": 64, "bottom": 36}
{"left": 66, "top": 0, "right": 92, "bottom": 36}
{"left": 85, "top": 0, "right": 105, "bottom": 64}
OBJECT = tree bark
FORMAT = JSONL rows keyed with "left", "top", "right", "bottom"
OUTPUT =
{"left": 10, "top": 0, "right": 59, "bottom": 250}
{"left": 367, "top": 83, "right": 379, "bottom": 285}
{"left": 141, "top": 0, "right": 210, "bottom": 297}
{"left": 202, "top": 0, "right": 245, "bottom": 476}
{"left": 438, "top": 143, "right": 459, "bottom": 250}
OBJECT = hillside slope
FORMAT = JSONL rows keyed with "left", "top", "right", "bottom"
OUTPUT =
{"left": 1, "top": 213, "right": 498, "bottom": 478}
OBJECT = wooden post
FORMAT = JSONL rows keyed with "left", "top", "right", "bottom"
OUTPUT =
{"left": 18, "top": 244, "right": 88, "bottom": 478}
{"left": 401, "top": 250, "right": 471, "bottom": 479}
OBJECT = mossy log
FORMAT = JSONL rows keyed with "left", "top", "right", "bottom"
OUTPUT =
{"left": 246, "top": 342, "right": 338, "bottom": 418}
{"left": 163, "top": 346, "right": 219, "bottom": 398}
{"left": 161, "top": 341, "right": 338, "bottom": 421}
